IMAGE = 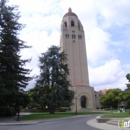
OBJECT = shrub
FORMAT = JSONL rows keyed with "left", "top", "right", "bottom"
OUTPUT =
{"left": 5, "top": 107, "right": 13, "bottom": 116}
{"left": 104, "top": 108, "right": 110, "bottom": 110}
{"left": 39, "top": 109, "right": 50, "bottom": 112}
{"left": 12, "top": 109, "right": 16, "bottom": 116}
{"left": 60, "top": 109, "right": 66, "bottom": 112}
{"left": 0, "top": 106, "right": 16, "bottom": 117}
{"left": 0, "top": 107, "right": 6, "bottom": 116}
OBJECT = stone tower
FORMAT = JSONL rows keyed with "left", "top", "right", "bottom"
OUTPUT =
{"left": 60, "top": 8, "right": 96, "bottom": 110}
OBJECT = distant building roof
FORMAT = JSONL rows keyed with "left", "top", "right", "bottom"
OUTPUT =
{"left": 101, "top": 89, "right": 107, "bottom": 94}
{"left": 95, "top": 89, "right": 107, "bottom": 95}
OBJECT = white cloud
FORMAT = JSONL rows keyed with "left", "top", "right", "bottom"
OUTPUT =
{"left": 7, "top": 0, "right": 130, "bottom": 91}
{"left": 86, "top": 27, "right": 111, "bottom": 63}
{"left": 89, "top": 60, "right": 127, "bottom": 91}
{"left": 96, "top": 0, "right": 130, "bottom": 28}
{"left": 20, "top": 29, "right": 60, "bottom": 90}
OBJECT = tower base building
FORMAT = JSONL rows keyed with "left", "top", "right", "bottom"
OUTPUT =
{"left": 60, "top": 8, "right": 96, "bottom": 110}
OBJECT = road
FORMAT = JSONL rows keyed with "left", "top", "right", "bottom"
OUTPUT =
{"left": 0, "top": 115, "right": 101, "bottom": 130}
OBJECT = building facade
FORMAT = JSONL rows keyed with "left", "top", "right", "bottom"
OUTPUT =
{"left": 60, "top": 8, "right": 96, "bottom": 110}
{"left": 95, "top": 89, "right": 107, "bottom": 109}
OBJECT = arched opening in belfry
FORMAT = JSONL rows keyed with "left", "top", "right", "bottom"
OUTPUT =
{"left": 71, "top": 20, "right": 74, "bottom": 26}
{"left": 81, "top": 96, "right": 87, "bottom": 108}
{"left": 65, "top": 34, "right": 69, "bottom": 39}
{"left": 64, "top": 21, "right": 67, "bottom": 27}
{"left": 78, "top": 34, "right": 82, "bottom": 39}
{"left": 72, "top": 34, "right": 76, "bottom": 39}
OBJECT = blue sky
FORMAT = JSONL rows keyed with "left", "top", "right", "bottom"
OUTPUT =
{"left": 8, "top": 0, "right": 130, "bottom": 91}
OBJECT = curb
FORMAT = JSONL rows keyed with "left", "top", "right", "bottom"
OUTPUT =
{"left": 0, "top": 115, "right": 91, "bottom": 126}
{"left": 0, "top": 122, "right": 38, "bottom": 126}
{"left": 96, "top": 115, "right": 111, "bottom": 123}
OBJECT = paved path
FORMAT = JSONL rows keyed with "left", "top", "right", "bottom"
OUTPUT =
{"left": 0, "top": 112, "right": 130, "bottom": 130}
{"left": 0, "top": 115, "right": 101, "bottom": 130}
{"left": 0, "top": 112, "right": 31, "bottom": 122}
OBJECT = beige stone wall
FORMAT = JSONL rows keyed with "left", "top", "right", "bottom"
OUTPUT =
{"left": 95, "top": 92, "right": 102, "bottom": 109}
{"left": 70, "top": 86, "right": 96, "bottom": 110}
{"left": 60, "top": 9, "right": 96, "bottom": 110}
{"left": 95, "top": 97, "right": 101, "bottom": 109}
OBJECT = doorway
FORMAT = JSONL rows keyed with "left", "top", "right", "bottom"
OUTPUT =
{"left": 81, "top": 96, "right": 87, "bottom": 108}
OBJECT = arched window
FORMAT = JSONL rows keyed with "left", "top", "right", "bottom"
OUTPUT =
{"left": 78, "top": 34, "right": 82, "bottom": 39}
{"left": 72, "top": 34, "right": 76, "bottom": 39}
{"left": 64, "top": 22, "right": 67, "bottom": 27}
{"left": 71, "top": 20, "right": 74, "bottom": 26}
{"left": 65, "top": 34, "right": 69, "bottom": 39}
{"left": 81, "top": 96, "right": 86, "bottom": 108}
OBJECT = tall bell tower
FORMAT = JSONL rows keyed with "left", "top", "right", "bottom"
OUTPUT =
{"left": 60, "top": 8, "right": 96, "bottom": 110}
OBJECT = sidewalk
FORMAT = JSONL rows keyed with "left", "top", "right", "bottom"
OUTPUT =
{"left": 87, "top": 117, "right": 130, "bottom": 130}
{"left": 0, "top": 112, "right": 31, "bottom": 122}
{"left": 0, "top": 112, "right": 36, "bottom": 125}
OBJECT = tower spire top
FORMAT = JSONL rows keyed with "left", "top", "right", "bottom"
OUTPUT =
{"left": 68, "top": 7, "right": 72, "bottom": 12}
{"left": 63, "top": 7, "right": 77, "bottom": 18}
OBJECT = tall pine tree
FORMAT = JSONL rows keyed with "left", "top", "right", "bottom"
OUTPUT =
{"left": 0, "top": 0, "right": 31, "bottom": 107}
{"left": 36, "top": 46, "right": 74, "bottom": 114}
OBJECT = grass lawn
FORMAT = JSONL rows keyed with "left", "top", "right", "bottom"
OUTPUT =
{"left": 20, "top": 111, "right": 108, "bottom": 121}
{"left": 102, "top": 112, "right": 130, "bottom": 118}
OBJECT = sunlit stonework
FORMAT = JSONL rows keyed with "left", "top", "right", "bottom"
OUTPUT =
{"left": 60, "top": 8, "right": 97, "bottom": 110}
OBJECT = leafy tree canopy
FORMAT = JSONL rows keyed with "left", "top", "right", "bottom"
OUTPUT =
{"left": 35, "top": 45, "right": 74, "bottom": 114}
{"left": 123, "top": 73, "right": 130, "bottom": 104}
{"left": 100, "top": 88, "right": 124, "bottom": 108}
{"left": 126, "top": 73, "right": 130, "bottom": 82}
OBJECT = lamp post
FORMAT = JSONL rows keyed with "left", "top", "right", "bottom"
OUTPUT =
{"left": 75, "top": 97, "right": 77, "bottom": 115}
{"left": 17, "top": 89, "right": 22, "bottom": 121}
{"left": 17, "top": 97, "right": 20, "bottom": 121}
{"left": 74, "top": 87, "right": 77, "bottom": 115}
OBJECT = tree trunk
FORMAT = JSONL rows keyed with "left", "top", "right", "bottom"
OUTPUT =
{"left": 50, "top": 80, "right": 55, "bottom": 114}
{"left": 50, "top": 104, "right": 54, "bottom": 114}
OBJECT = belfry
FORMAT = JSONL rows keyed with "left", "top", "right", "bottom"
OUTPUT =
{"left": 60, "top": 8, "right": 96, "bottom": 110}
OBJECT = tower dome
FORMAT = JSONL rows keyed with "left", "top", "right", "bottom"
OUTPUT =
{"left": 63, "top": 8, "right": 78, "bottom": 18}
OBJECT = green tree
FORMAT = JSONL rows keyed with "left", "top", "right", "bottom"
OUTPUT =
{"left": 36, "top": 45, "right": 74, "bottom": 114}
{"left": 126, "top": 73, "right": 130, "bottom": 82}
{"left": 0, "top": 73, "right": 6, "bottom": 102}
{"left": 0, "top": 0, "right": 31, "bottom": 108}
{"left": 100, "top": 88, "right": 123, "bottom": 108}
{"left": 26, "top": 86, "right": 41, "bottom": 109}
{"left": 123, "top": 73, "right": 130, "bottom": 104}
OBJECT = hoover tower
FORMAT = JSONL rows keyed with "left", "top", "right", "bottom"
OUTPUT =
{"left": 60, "top": 8, "right": 95, "bottom": 110}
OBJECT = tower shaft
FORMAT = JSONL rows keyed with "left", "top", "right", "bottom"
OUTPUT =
{"left": 60, "top": 8, "right": 89, "bottom": 87}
